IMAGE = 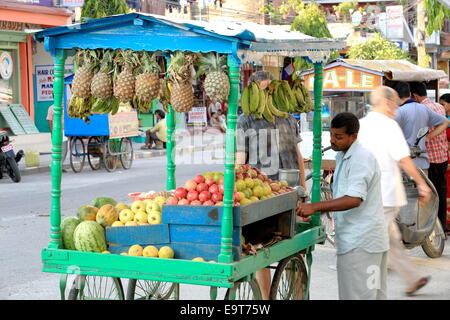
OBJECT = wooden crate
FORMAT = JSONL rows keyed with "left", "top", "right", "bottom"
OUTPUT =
{"left": 106, "top": 191, "right": 297, "bottom": 261}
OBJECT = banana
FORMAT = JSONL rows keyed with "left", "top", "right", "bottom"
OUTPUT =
{"left": 301, "top": 83, "right": 314, "bottom": 112}
{"left": 256, "top": 87, "right": 266, "bottom": 118}
{"left": 262, "top": 92, "right": 274, "bottom": 123}
{"left": 241, "top": 86, "right": 251, "bottom": 116}
{"left": 281, "top": 80, "right": 296, "bottom": 112}
{"left": 294, "top": 88, "right": 306, "bottom": 112}
{"left": 249, "top": 82, "right": 260, "bottom": 114}
{"left": 267, "top": 93, "right": 288, "bottom": 119}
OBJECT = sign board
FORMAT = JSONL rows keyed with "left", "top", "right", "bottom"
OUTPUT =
{"left": 36, "top": 65, "right": 73, "bottom": 102}
{"left": 9, "top": 105, "right": 39, "bottom": 134}
{"left": 0, "top": 107, "right": 26, "bottom": 135}
{"left": 61, "top": 0, "right": 85, "bottom": 7}
{"left": 386, "top": 5, "right": 404, "bottom": 39}
{"left": 188, "top": 107, "right": 207, "bottom": 124}
{"left": 303, "top": 65, "right": 383, "bottom": 92}
{"left": 351, "top": 11, "right": 362, "bottom": 26}
{"left": 108, "top": 111, "right": 139, "bottom": 139}
{"left": 0, "top": 52, "right": 13, "bottom": 80}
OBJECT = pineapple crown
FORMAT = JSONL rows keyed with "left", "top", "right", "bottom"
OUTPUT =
{"left": 167, "top": 51, "right": 197, "bottom": 85}
{"left": 74, "top": 49, "right": 97, "bottom": 70}
{"left": 98, "top": 50, "right": 115, "bottom": 74}
{"left": 195, "top": 52, "right": 228, "bottom": 79}
{"left": 136, "top": 51, "right": 161, "bottom": 75}
{"left": 112, "top": 49, "right": 139, "bottom": 81}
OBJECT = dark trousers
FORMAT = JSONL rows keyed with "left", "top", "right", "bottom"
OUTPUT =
{"left": 428, "top": 161, "right": 448, "bottom": 231}
{"left": 145, "top": 131, "right": 160, "bottom": 146}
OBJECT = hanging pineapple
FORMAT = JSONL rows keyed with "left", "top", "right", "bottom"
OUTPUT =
{"left": 133, "top": 51, "right": 161, "bottom": 113}
{"left": 91, "top": 50, "right": 119, "bottom": 114}
{"left": 113, "top": 49, "right": 139, "bottom": 105}
{"left": 167, "top": 51, "right": 196, "bottom": 113}
{"left": 196, "top": 52, "right": 230, "bottom": 102}
{"left": 68, "top": 49, "right": 95, "bottom": 122}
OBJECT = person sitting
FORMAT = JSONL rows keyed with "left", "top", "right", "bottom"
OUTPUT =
{"left": 217, "top": 109, "right": 227, "bottom": 130}
{"left": 141, "top": 110, "right": 167, "bottom": 150}
{"left": 210, "top": 111, "right": 226, "bottom": 133}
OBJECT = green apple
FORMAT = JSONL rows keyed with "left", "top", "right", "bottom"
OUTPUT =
{"left": 131, "top": 201, "right": 146, "bottom": 213}
{"left": 158, "top": 246, "right": 174, "bottom": 259}
{"left": 154, "top": 196, "right": 167, "bottom": 207}
{"left": 147, "top": 211, "right": 162, "bottom": 225}
{"left": 134, "top": 211, "right": 148, "bottom": 224}
{"left": 119, "top": 209, "right": 135, "bottom": 223}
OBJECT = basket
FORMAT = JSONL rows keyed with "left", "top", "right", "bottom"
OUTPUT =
{"left": 128, "top": 191, "right": 174, "bottom": 202}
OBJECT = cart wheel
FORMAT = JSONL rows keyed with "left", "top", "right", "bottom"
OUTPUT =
{"left": 126, "top": 279, "right": 178, "bottom": 300}
{"left": 119, "top": 137, "right": 133, "bottom": 170}
{"left": 269, "top": 253, "right": 308, "bottom": 300}
{"left": 103, "top": 139, "right": 118, "bottom": 172}
{"left": 225, "top": 278, "right": 262, "bottom": 300}
{"left": 69, "top": 137, "right": 85, "bottom": 173}
{"left": 67, "top": 275, "right": 124, "bottom": 300}
{"left": 87, "top": 136, "right": 102, "bottom": 170}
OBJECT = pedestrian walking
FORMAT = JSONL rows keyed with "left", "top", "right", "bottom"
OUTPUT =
{"left": 236, "top": 70, "right": 306, "bottom": 300}
{"left": 409, "top": 82, "right": 449, "bottom": 236}
{"left": 297, "top": 112, "right": 389, "bottom": 300}
{"left": 358, "top": 86, "right": 432, "bottom": 296}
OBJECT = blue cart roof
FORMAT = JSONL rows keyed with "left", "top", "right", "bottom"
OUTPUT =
{"left": 34, "top": 13, "right": 345, "bottom": 64}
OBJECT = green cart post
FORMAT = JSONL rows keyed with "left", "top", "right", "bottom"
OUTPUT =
{"left": 35, "top": 14, "right": 345, "bottom": 300}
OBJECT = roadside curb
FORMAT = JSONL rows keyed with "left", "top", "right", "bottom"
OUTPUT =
{"left": 20, "top": 143, "right": 224, "bottom": 176}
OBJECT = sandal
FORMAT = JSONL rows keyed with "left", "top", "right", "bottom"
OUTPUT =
{"left": 405, "top": 276, "right": 430, "bottom": 296}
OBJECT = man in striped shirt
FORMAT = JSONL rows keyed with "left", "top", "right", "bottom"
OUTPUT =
{"left": 410, "top": 82, "right": 450, "bottom": 235}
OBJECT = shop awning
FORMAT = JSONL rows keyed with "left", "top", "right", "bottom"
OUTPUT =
{"left": 342, "top": 59, "right": 447, "bottom": 82}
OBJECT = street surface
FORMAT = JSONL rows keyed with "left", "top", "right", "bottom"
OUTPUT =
{"left": 1, "top": 150, "right": 449, "bottom": 300}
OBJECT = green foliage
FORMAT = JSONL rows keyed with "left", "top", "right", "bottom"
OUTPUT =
{"left": 333, "top": 1, "right": 358, "bottom": 21}
{"left": 425, "top": 0, "right": 450, "bottom": 36}
{"left": 347, "top": 33, "right": 411, "bottom": 60}
{"left": 81, "top": 0, "right": 129, "bottom": 19}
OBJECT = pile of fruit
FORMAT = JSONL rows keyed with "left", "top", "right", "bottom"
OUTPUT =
{"left": 68, "top": 49, "right": 230, "bottom": 122}
{"left": 240, "top": 78, "right": 313, "bottom": 123}
{"left": 164, "top": 165, "right": 293, "bottom": 207}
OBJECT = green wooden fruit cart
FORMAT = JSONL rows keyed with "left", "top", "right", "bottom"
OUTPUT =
{"left": 35, "top": 13, "right": 345, "bottom": 300}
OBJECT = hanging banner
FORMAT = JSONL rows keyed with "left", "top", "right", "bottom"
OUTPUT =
{"left": 386, "top": 5, "right": 404, "bottom": 39}
{"left": 188, "top": 107, "right": 207, "bottom": 124}
{"left": 35, "top": 64, "right": 73, "bottom": 102}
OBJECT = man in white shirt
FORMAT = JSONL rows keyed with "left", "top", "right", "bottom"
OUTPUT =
{"left": 358, "top": 86, "right": 432, "bottom": 296}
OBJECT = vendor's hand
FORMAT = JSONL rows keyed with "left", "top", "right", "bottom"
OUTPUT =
{"left": 296, "top": 202, "right": 317, "bottom": 217}
{"left": 417, "top": 183, "right": 432, "bottom": 207}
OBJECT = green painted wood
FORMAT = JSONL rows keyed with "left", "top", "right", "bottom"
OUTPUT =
{"left": 165, "top": 56, "right": 176, "bottom": 191}
{"left": 9, "top": 105, "right": 39, "bottom": 134}
{"left": 0, "top": 107, "right": 25, "bottom": 135}
{"left": 311, "top": 63, "right": 324, "bottom": 227}
{"left": 219, "top": 54, "right": 239, "bottom": 264}
{"left": 48, "top": 49, "right": 66, "bottom": 250}
{"left": 0, "top": 31, "right": 26, "bottom": 43}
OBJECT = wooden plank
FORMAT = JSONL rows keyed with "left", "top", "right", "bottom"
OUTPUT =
{"left": 106, "top": 224, "right": 170, "bottom": 246}
{"left": 0, "top": 107, "right": 25, "bottom": 135}
{"left": 162, "top": 205, "right": 241, "bottom": 227}
{"left": 9, "top": 105, "right": 39, "bottom": 134}
{"left": 168, "top": 224, "right": 241, "bottom": 246}
{"left": 108, "top": 242, "right": 241, "bottom": 261}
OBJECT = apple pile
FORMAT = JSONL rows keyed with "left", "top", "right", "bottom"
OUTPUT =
{"left": 111, "top": 196, "right": 168, "bottom": 227}
{"left": 165, "top": 166, "right": 294, "bottom": 207}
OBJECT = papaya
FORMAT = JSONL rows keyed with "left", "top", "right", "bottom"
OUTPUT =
{"left": 96, "top": 204, "right": 119, "bottom": 227}
{"left": 76, "top": 205, "right": 98, "bottom": 221}
{"left": 91, "top": 197, "right": 117, "bottom": 209}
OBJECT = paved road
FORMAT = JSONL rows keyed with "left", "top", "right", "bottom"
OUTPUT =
{"left": 1, "top": 151, "right": 449, "bottom": 300}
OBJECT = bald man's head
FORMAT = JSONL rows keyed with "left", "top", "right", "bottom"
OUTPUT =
{"left": 370, "top": 86, "right": 400, "bottom": 118}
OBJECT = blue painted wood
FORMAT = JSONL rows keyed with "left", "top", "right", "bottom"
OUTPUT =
{"left": 162, "top": 205, "right": 241, "bottom": 227}
{"left": 106, "top": 224, "right": 170, "bottom": 246}
{"left": 108, "top": 242, "right": 241, "bottom": 261}
{"left": 168, "top": 224, "right": 241, "bottom": 246}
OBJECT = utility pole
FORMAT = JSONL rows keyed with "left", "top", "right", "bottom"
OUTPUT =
{"left": 417, "top": 0, "right": 430, "bottom": 67}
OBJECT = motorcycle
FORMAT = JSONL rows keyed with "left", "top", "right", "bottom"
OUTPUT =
{"left": 0, "top": 130, "right": 23, "bottom": 183}
{"left": 398, "top": 127, "right": 446, "bottom": 258}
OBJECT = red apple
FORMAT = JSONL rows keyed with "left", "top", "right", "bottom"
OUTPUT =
{"left": 174, "top": 187, "right": 187, "bottom": 199}
{"left": 209, "top": 184, "right": 219, "bottom": 194}
{"left": 178, "top": 199, "right": 190, "bottom": 205}
{"left": 187, "top": 190, "right": 199, "bottom": 202}
{"left": 233, "top": 191, "right": 241, "bottom": 202}
{"left": 190, "top": 200, "right": 202, "bottom": 206}
{"left": 211, "top": 192, "right": 223, "bottom": 202}
{"left": 185, "top": 180, "right": 197, "bottom": 192}
{"left": 166, "top": 196, "right": 179, "bottom": 205}
{"left": 196, "top": 182, "right": 208, "bottom": 193}
{"left": 234, "top": 202, "right": 241, "bottom": 206}
{"left": 215, "top": 201, "right": 223, "bottom": 206}
{"left": 235, "top": 173, "right": 244, "bottom": 180}
{"left": 202, "top": 200, "right": 215, "bottom": 206}
{"left": 194, "top": 174, "right": 205, "bottom": 184}
{"left": 199, "top": 191, "right": 211, "bottom": 202}
{"left": 219, "top": 177, "right": 224, "bottom": 185}
{"left": 218, "top": 184, "right": 225, "bottom": 195}
{"left": 205, "top": 177, "right": 215, "bottom": 187}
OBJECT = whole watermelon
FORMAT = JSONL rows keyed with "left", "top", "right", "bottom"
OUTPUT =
{"left": 61, "top": 217, "right": 80, "bottom": 250}
{"left": 91, "top": 197, "right": 117, "bottom": 209}
{"left": 73, "top": 221, "right": 107, "bottom": 253}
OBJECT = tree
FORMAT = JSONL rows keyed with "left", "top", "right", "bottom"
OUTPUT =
{"left": 425, "top": 0, "right": 450, "bottom": 36}
{"left": 347, "top": 33, "right": 411, "bottom": 60}
{"left": 81, "top": 0, "right": 129, "bottom": 19}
